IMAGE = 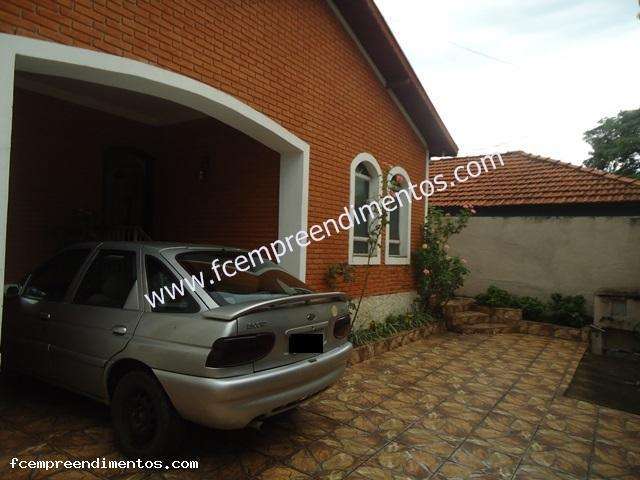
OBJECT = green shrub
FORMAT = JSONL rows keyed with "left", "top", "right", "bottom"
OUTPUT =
{"left": 475, "top": 286, "right": 590, "bottom": 326}
{"left": 414, "top": 207, "right": 472, "bottom": 315}
{"left": 475, "top": 285, "right": 518, "bottom": 309}
{"left": 516, "top": 296, "right": 546, "bottom": 320}
{"left": 348, "top": 305, "right": 435, "bottom": 347}
{"left": 546, "top": 293, "right": 590, "bottom": 328}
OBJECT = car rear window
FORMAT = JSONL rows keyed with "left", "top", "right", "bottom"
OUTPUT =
{"left": 176, "top": 251, "right": 312, "bottom": 306}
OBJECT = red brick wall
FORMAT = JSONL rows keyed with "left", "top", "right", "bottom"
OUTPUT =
{"left": 153, "top": 118, "right": 280, "bottom": 249}
{"left": 1, "top": 1, "right": 428, "bottom": 297}
{"left": 6, "top": 89, "right": 279, "bottom": 282}
{"left": 7, "top": 89, "right": 152, "bottom": 282}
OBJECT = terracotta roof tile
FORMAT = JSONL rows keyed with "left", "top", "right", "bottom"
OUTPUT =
{"left": 429, "top": 151, "right": 640, "bottom": 207}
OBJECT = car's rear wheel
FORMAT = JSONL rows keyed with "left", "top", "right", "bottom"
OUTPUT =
{"left": 111, "top": 370, "right": 184, "bottom": 457}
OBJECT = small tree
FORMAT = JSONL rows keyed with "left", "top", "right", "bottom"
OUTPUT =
{"left": 583, "top": 108, "right": 640, "bottom": 179}
{"left": 414, "top": 206, "right": 472, "bottom": 314}
{"left": 350, "top": 171, "right": 401, "bottom": 326}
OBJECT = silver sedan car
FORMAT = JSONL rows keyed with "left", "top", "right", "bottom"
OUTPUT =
{"left": 1, "top": 242, "right": 352, "bottom": 456}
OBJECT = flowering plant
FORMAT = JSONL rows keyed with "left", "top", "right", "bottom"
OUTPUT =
{"left": 414, "top": 206, "right": 472, "bottom": 314}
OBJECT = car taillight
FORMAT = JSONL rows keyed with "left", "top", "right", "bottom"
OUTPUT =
{"left": 206, "top": 333, "right": 275, "bottom": 368}
{"left": 333, "top": 315, "right": 351, "bottom": 339}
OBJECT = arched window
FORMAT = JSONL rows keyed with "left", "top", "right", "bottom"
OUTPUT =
{"left": 385, "top": 167, "right": 412, "bottom": 265}
{"left": 349, "top": 153, "right": 382, "bottom": 265}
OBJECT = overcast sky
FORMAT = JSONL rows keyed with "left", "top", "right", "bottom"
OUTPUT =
{"left": 374, "top": 0, "right": 640, "bottom": 164}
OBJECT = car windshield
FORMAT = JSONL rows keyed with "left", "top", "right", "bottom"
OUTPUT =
{"left": 176, "top": 251, "right": 313, "bottom": 306}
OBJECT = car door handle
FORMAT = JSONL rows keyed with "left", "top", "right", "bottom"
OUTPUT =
{"left": 112, "top": 325, "right": 127, "bottom": 336}
{"left": 39, "top": 312, "right": 51, "bottom": 321}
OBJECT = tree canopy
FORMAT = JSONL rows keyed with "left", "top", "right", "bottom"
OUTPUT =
{"left": 583, "top": 108, "right": 640, "bottom": 179}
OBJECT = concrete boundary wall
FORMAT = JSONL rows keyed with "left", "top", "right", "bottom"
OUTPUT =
{"left": 450, "top": 215, "right": 640, "bottom": 313}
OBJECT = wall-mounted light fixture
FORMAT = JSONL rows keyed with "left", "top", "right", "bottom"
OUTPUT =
{"left": 198, "top": 154, "right": 210, "bottom": 183}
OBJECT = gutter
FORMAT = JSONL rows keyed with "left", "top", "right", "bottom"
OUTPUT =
{"left": 330, "top": 0, "right": 458, "bottom": 156}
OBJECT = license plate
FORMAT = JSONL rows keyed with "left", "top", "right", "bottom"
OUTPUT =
{"left": 289, "top": 333, "right": 323, "bottom": 354}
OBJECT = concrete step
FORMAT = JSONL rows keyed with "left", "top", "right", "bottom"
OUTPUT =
{"left": 448, "top": 310, "right": 490, "bottom": 327}
{"left": 443, "top": 297, "right": 476, "bottom": 320}
{"left": 471, "top": 305, "right": 522, "bottom": 324}
{"left": 455, "top": 323, "right": 514, "bottom": 335}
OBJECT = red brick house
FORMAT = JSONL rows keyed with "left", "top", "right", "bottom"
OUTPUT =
{"left": 0, "top": 1, "right": 456, "bottom": 327}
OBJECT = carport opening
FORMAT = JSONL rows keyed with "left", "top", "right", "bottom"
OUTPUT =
{"left": 5, "top": 71, "right": 281, "bottom": 284}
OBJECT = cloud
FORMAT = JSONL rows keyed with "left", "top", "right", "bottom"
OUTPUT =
{"left": 375, "top": 0, "right": 640, "bottom": 163}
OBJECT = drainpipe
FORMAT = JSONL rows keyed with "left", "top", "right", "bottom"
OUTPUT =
{"left": 425, "top": 151, "right": 430, "bottom": 220}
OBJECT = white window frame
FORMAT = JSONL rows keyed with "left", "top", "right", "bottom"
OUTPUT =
{"left": 348, "top": 153, "right": 382, "bottom": 265}
{"left": 385, "top": 166, "right": 412, "bottom": 265}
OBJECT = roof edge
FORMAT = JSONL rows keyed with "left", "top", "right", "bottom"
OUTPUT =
{"left": 434, "top": 151, "right": 640, "bottom": 188}
{"left": 331, "top": 0, "right": 458, "bottom": 156}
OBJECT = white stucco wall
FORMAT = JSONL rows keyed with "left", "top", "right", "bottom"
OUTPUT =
{"left": 450, "top": 215, "right": 640, "bottom": 313}
{"left": 352, "top": 291, "right": 419, "bottom": 328}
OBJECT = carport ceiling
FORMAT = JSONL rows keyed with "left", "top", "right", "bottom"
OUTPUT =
{"left": 14, "top": 71, "right": 207, "bottom": 126}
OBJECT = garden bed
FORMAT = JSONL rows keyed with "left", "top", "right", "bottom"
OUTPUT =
{"left": 345, "top": 316, "right": 585, "bottom": 367}
{"left": 472, "top": 304, "right": 586, "bottom": 341}
{"left": 347, "top": 321, "right": 446, "bottom": 366}
{"left": 346, "top": 300, "right": 586, "bottom": 367}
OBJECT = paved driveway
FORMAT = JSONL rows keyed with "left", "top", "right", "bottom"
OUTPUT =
{"left": 1, "top": 333, "right": 638, "bottom": 479}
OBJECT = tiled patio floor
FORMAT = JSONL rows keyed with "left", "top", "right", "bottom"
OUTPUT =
{"left": 1, "top": 333, "right": 639, "bottom": 479}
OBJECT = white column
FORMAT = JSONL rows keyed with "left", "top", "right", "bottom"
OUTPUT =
{"left": 278, "top": 149, "right": 309, "bottom": 280}
{"left": 0, "top": 46, "right": 16, "bottom": 368}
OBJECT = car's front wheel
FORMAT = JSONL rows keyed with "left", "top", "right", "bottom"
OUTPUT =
{"left": 111, "top": 370, "right": 184, "bottom": 457}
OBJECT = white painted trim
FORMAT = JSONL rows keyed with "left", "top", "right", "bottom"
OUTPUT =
{"left": 7, "top": 38, "right": 308, "bottom": 154}
{"left": 279, "top": 151, "right": 309, "bottom": 277}
{"left": 14, "top": 74, "right": 205, "bottom": 126}
{"left": 0, "top": 44, "right": 15, "bottom": 367}
{"left": 348, "top": 152, "right": 382, "bottom": 266}
{"left": 385, "top": 166, "right": 412, "bottom": 265}
{"left": 0, "top": 34, "right": 311, "bottom": 348}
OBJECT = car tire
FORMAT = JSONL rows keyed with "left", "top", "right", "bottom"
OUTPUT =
{"left": 111, "top": 370, "right": 184, "bottom": 458}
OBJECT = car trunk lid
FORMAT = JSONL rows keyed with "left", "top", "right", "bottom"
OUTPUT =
{"left": 203, "top": 293, "right": 350, "bottom": 371}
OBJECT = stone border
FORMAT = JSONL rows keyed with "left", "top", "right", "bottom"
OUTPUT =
{"left": 347, "top": 321, "right": 447, "bottom": 366}
{"left": 456, "top": 320, "right": 588, "bottom": 342}
{"left": 347, "top": 316, "right": 587, "bottom": 367}
{"left": 474, "top": 304, "right": 586, "bottom": 342}
{"left": 514, "top": 320, "right": 588, "bottom": 342}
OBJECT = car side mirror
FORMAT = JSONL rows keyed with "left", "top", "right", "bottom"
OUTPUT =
{"left": 4, "top": 284, "right": 20, "bottom": 299}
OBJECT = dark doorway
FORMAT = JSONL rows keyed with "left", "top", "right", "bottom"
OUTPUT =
{"left": 103, "top": 147, "right": 154, "bottom": 238}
